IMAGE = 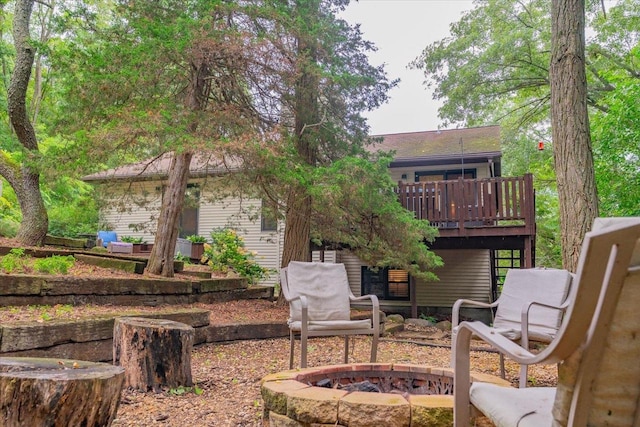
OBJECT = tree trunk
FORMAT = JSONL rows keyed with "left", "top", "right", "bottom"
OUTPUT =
{"left": 146, "top": 56, "right": 207, "bottom": 277}
{"left": 12, "top": 170, "right": 49, "bottom": 245}
{"left": 0, "top": 357, "right": 124, "bottom": 427}
{"left": 550, "top": 0, "right": 598, "bottom": 273}
{"left": 550, "top": 1, "right": 598, "bottom": 424}
{"left": 281, "top": 190, "right": 312, "bottom": 268}
{"left": 146, "top": 151, "right": 193, "bottom": 277}
{"left": 278, "top": 1, "right": 321, "bottom": 304}
{"left": 5, "top": 0, "right": 48, "bottom": 246}
{"left": 280, "top": 0, "right": 320, "bottom": 263}
{"left": 113, "top": 317, "right": 194, "bottom": 393}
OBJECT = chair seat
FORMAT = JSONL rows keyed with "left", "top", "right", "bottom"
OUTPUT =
{"left": 452, "top": 325, "right": 555, "bottom": 344}
{"left": 288, "top": 319, "right": 372, "bottom": 332}
{"left": 491, "top": 326, "right": 555, "bottom": 343}
{"left": 470, "top": 383, "right": 555, "bottom": 427}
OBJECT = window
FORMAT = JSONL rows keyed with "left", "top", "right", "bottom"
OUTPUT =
{"left": 178, "top": 184, "right": 200, "bottom": 238}
{"left": 415, "top": 168, "right": 476, "bottom": 182}
{"left": 361, "top": 267, "right": 410, "bottom": 301}
{"left": 260, "top": 199, "right": 278, "bottom": 232}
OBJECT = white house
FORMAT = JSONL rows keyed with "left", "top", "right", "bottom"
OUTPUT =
{"left": 83, "top": 125, "right": 536, "bottom": 318}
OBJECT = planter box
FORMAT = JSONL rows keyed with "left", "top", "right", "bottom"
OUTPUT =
{"left": 107, "top": 242, "right": 133, "bottom": 254}
{"left": 190, "top": 243, "right": 205, "bottom": 261}
{"left": 131, "top": 243, "right": 153, "bottom": 254}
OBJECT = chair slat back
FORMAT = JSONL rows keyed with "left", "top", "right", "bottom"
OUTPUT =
{"left": 494, "top": 268, "right": 572, "bottom": 340}
{"left": 284, "top": 261, "right": 351, "bottom": 322}
{"left": 528, "top": 221, "right": 640, "bottom": 368}
{"left": 553, "top": 218, "right": 640, "bottom": 426}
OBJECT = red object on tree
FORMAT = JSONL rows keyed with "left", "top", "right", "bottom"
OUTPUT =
{"left": 538, "top": 141, "right": 545, "bottom": 150}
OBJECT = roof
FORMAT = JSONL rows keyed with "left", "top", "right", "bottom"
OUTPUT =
{"left": 83, "top": 126, "right": 502, "bottom": 182}
{"left": 367, "top": 125, "right": 501, "bottom": 167}
{"left": 82, "top": 152, "right": 240, "bottom": 182}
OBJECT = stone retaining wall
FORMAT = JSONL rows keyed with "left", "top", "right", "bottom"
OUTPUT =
{"left": 0, "top": 309, "right": 288, "bottom": 362}
{"left": 0, "top": 269, "right": 284, "bottom": 362}
{"left": 0, "top": 275, "right": 273, "bottom": 306}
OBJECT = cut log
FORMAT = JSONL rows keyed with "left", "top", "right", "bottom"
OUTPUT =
{"left": 0, "top": 357, "right": 124, "bottom": 427}
{"left": 113, "top": 317, "right": 194, "bottom": 392}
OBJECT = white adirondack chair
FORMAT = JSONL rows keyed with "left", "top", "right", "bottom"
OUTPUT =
{"left": 453, "top": 217, "right": 640, "bottom": 427}
{"left": 280, "top": 261, "right": 380, "bottom": 369}
{"left": 452, "top": 267, "right": 573, "bottom": 387}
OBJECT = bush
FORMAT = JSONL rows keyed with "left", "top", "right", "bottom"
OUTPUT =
{"left": 0, "top": 248, "right": 27, "bottom": 273}
{"left": 204, "top": 228, "right": 270, "bottom": 284}
{"left": 121, "top": 236, "right": 144, "bottom": 243}
{"left": 186, "top": 235, "right": 207, "bottom": 243}
{"left": 0, "top": 217, "right": 19, "bottom": 238}
{"left": 33, "top": 255, "right": 76, "bottom": 274}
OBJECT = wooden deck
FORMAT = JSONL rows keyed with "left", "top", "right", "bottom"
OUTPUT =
{"left": 397, "top": 174, "right": 536, "bottom": 268}
{"left": 397, "top": 174, "right": 535, "bottom": 238}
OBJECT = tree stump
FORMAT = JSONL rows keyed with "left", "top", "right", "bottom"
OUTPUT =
{"left": 113, "top": 317, "right": 194, "bottom": 392}
{"left": 0, "top": 357, "right": 124, "bottom": 427}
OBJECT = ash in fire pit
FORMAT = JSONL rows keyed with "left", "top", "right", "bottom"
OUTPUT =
{"left": 333, "top": 380, "right": 382, "bottom": 393}
{"left": 303, "top": 365, "right": 453, "bottom": 395}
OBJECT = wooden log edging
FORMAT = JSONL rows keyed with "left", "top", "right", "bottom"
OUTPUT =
{"left": 0, "top": 357, "right": 124, "bottom": 427}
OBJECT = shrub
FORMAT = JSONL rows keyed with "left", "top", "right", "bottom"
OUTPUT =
{"left": 0, "top": 248, "right": 27, "bottom": 273}
{"left": 204, "top": 228, "right": 270, "bottom": 284}
{"left": 121, "top": 236, "right": 144, "bottom": 243}
{"left": 186, "top": 235, "right": 207, "bottom": 243}
{"left": 33, "top": 255, "right": 76, "bottom": 274}
{"left": 0, "top": 217, "right": 19, "bottom": 238}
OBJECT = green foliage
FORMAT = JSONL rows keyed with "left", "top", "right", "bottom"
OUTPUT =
{"left": 412, "top": 0, "right": 552, "bottom": 128}
{"left": 0, "top": 249, "right": 27, "bottom": 273}
{"left": 419, "top": 313, "right": 438, "bottom": 324}
{"left": 174, "top": 252, "right": 191, "bottom": 264}
{"left": 310, "top": 156, "right": 442, "bottom": 281}
{"left": 44, "top": 177, "right": 100, "bottom": 238}
{"left": 121, "top": 236, "right": 144, "bottom": 243}
{"left": 590, "top": 36, "right": 640, "bottom": 216}
{"left": 0, "top": 218, "right": 19, "bottom": 238}
{"left": 204, "top": 228, "right": 270, "bottom": 284}
{"left": 186, "top": 235, "right": 207, "bottom": 243}
{"left": 33, "top": 255, "right": 76, "bottom": 274}
{"left": 413, "top": 0, "right": 640, "bottom": 267}
{"left": 0, "top": 179, "right": 20, "bottom": 237}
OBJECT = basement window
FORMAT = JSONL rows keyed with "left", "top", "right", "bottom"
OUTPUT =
{"left": 361, "top": 267, "right": 410, "bottom": 301}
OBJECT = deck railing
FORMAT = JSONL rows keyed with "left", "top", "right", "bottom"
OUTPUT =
{"left": 396, "top": 174, "right": 535, "bottom": 235}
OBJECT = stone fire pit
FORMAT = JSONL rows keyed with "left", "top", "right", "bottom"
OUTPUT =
{"left": 261, "top": 363, "right": 509, "bottom": 427}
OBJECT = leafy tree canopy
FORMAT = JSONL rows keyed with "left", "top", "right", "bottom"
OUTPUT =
{"left": 412, "top": 0, "right": 639, "bottom": 264}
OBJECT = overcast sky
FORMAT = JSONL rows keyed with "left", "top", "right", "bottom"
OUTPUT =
{"left": 340, "top": 0, "right": 475, "bottom": 136}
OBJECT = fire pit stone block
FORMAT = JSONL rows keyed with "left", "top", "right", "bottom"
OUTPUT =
{"left": 286, "top": 386, "right": 347, "bottom": 424}
{"left": 339, "top": 391, "right": 411, "bottom": 427}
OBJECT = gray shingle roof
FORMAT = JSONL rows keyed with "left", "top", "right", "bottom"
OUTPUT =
{"left": 368, "top": 125, "right": 500, "bottom": 159}
{"left": 83, "top": 126, "right": 501, "bottom": 182}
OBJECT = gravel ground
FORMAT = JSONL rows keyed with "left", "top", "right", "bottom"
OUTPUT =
{"left": 112, "top": 324, "right": 558, "bottom": 427}
{"left": 0, "top": 241, "right": 558, "bottom": 426}
{"left": 0, "top": 298, "right": 557, "bottom": 427}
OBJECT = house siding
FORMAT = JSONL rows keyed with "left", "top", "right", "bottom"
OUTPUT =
{"left": 99, "top": 181, "right": 161, "bottom": 243}
{"left": 97, "top": 180, "right": 283, "bottom": 286}
{"left": 197, "top": 193, "right": 283, "bottom": 286}
{"left": 337, "top": 249, "right": 491, "bottom": 309}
